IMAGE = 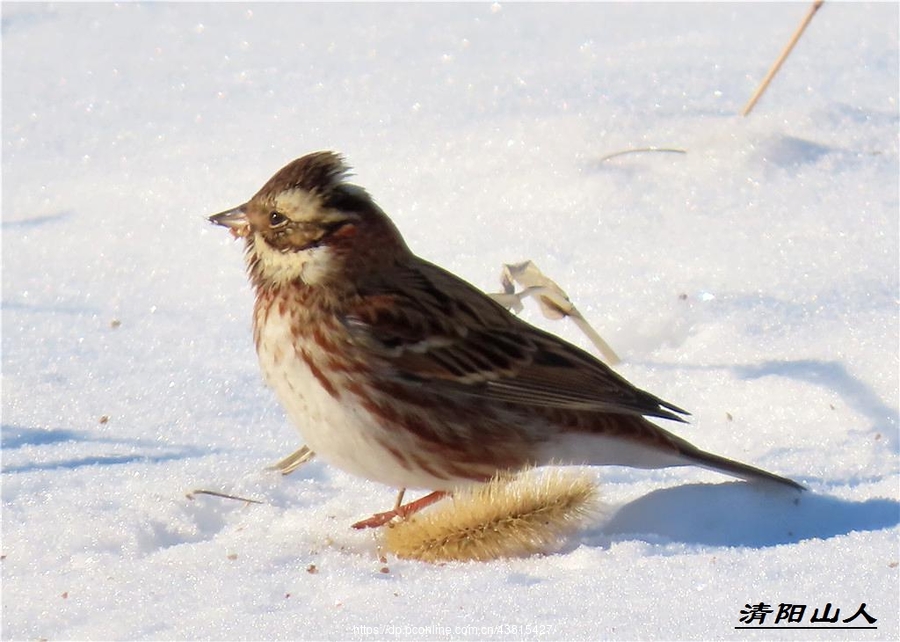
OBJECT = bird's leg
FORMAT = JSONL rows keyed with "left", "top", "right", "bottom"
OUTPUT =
{"left": 489, "top": 261, "right": 620, "bottom": 365}
{"left": 394, "top": 490, "right": 447, "bottom": 519}
{"left": 351, "top": 490, "right": 448, "bottom": 529}
{"left": 269, "top": 444, "right": 316, "bottom": 475}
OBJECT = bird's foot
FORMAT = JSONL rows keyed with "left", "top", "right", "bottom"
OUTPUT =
{"left": 351, "top": 490, "right": 448, "bottom": 529}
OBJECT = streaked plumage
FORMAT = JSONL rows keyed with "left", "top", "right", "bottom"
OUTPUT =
{"left": 210, "top": 151, "right": 803, "bottom": 500}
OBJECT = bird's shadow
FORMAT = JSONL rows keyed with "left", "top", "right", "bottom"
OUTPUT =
{"left": 585, "top": 482, "right": 899, "bottom": 549}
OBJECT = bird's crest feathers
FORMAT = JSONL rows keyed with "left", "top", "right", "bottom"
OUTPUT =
{"left": 253, "top": 151, "right": 352, "bottom": 202}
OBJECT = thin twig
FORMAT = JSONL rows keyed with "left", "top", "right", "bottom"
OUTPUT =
{"left": 596, "top": 147, "right": 687, "bottom": 163}
{"left": 187, "top": 489, "right": 264, "bottom": 505}
{"left": 741, "top": 0, "right": 824, "bottom": 117}
{"left": 492, "top": 262, "right": 621, "bottom": 365}
{"left": 269, "top": 444, "right": 316, "bottom": 475}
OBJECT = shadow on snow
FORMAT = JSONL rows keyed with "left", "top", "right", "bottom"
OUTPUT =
{"left": 592, "top": 481, "right": 899, "bottom": 549}
{"left": 0, "top": 425, "right": 210, "bottom": 474}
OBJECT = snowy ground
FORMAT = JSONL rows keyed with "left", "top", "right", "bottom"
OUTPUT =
{"left": 2, "top": 2, "right": 898, "bottom": 640}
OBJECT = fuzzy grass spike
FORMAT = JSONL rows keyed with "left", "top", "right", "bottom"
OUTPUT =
{"left": 383, "top": 469, "right": 602, "bottom": 563}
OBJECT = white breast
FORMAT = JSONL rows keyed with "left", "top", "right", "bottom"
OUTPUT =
{"left": 255, "top": 306, "right": 448, "bottom": 490}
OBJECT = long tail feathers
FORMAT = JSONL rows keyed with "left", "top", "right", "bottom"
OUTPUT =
{"left": 680, "top": 443, "right": 805, "bottom": 491}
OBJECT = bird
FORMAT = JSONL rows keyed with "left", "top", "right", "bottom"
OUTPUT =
{"left": 209, "top": 151, "right": 804, "bottom": 527}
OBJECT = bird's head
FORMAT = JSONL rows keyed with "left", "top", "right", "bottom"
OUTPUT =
{"left": 209, "top": 151, "right": 409, "bottom": 289}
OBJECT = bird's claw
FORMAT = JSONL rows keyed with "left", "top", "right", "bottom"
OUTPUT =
{"left": 351, "top": 490, "right": 448, "bottom": 529}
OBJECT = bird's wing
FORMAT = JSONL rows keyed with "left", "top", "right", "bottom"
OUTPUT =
{"left": 344, "top": 260, "right": 688, "bottom": 423}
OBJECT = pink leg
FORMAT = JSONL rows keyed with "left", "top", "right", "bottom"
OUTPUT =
{"left": 351, "top": 491, "right": 448, "bottom": 529}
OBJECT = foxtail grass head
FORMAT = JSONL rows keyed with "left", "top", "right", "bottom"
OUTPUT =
{"left": 383, "top": 468, "right": 603, "bottom": 563}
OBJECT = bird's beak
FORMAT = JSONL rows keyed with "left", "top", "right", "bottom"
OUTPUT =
{"left": 208, "top": 204, "right": 248, "bottom": 229}
{"left": 209, "top": 205, "right": 251, "bottom": 238}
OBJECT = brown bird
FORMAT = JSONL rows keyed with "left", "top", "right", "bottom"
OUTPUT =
{"left": 209, "top": 151, "right": 803, "bottom": 527}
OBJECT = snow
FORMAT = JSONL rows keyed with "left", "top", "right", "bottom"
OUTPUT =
{"left": 2, "top": 2, "right": 898, "bottom": 640}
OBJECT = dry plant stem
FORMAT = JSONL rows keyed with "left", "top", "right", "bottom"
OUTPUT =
{"left": 270, "top": 444, "right": 316, "bottom": 475}
{"left": 187, "top": 489, "right": 264, "bottom": 505}
{"left": 741, "top": 0, "right": 825, "bottom": 116}
{"left": 491, "top": 261, "right": 620, "bottom": 365}
{"left": 596, "top": 147, "right": 687, "bottom": 163}
{"left": 540, "top": 289, "right": 620, "bottom": 366}
{"left": 352, "top": 490, "right": 448, "bottom": 529}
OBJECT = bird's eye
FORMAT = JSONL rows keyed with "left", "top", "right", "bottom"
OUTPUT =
{"left": 269, "top": 211, "right": 288, "bottom": 228}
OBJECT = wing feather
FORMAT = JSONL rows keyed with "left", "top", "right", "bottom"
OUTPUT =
{"left": 345, "top": 260, "right": 688, "bottom": 422}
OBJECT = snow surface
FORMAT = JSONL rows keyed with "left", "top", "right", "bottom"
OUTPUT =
{"left": 2, "top": 2, "right": 898, "bottom": 640}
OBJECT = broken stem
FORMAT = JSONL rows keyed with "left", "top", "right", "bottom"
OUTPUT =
{"left": 741, "top": 0, "right": 824, "bottom": 117}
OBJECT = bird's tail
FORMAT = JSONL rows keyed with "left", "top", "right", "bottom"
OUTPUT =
{"left": 676, "top": 439, "right": 805, "bottom": 491}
